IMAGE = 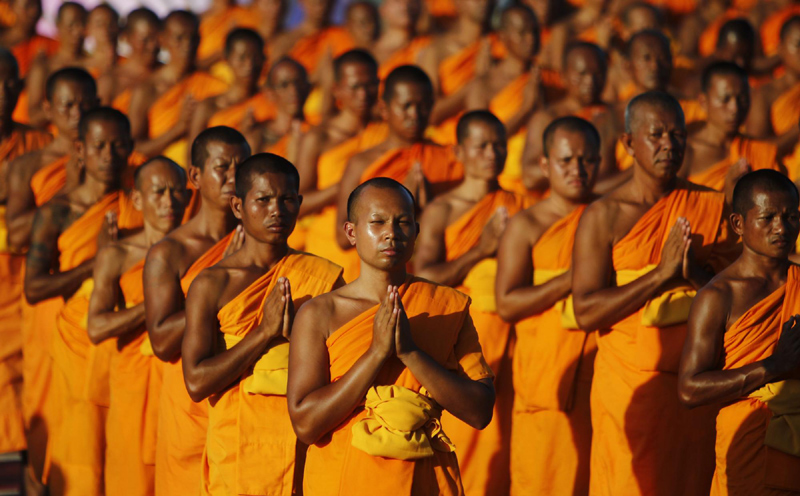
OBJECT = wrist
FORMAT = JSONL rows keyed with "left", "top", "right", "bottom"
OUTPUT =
{"left": 396, "top": 346, "right": 421, "bottom": 365}
{"left": 763, "top": 356, "right": 785, "bottom": 378}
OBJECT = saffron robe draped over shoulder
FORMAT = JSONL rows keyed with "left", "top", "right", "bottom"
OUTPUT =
{"left": 771, "top": 82, "right": 800, "bottom": 181}
{"left": 710, "top": 265, "right": 800, "bottom": 496}
{"left": 440, "top": 190, "right": 527, "bottom": 496}
{"left": 154, "top": 231, "right": 234, "bottom": 496}
{"left": 197, "top": 6, "right": 254, "bottom": 62}
{"left": 206, "top": 252, "right": 342, "bottom": 496}
{"left": 688, "top": 137, "right": 781, "bottom": 191}
{"left": 378, "top": 37, "right": 433, "bottom": 80}
{"left": 105, "top": 259, "right": 160, "bottom": 496}
{"left": 289, "top": 27, "right": 354, "bottom": 76}
{"left": 761, "top": 5, "right": 800, "bottom": 56}
{"left": 303, "top": 277, "right": 494, "bottom": 496}
{"left": 590, "top": 187, "right": 739, "bottom": 496}
{"left": 0, "top": 125, "right": 51, "bottom": 455}
{"left": 511, "top": 206, "right": 596, "bottom": 496}
{"left": 206, "top": 93, "right": 276, "bottom": 130}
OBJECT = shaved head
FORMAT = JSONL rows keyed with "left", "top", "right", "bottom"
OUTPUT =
{"left": 124, "top": 7, "right": 160, "bottom": 31}
{"left": 191, "top": 126, "right": 251, "bottom": 170}
{"left": 382, "top": 65, "right": 433, "bottom": 103}
{"left": 235, "top": 153, "right": 299, "bottom": 199}
{"left": 701, "top": 61, "right": 748, "bottom": 94}
{"left": 780, "top": 15, "right": 800, "bottom": 43}
{"left": 268, "top": 56, "right": 308, "bottom": 87}
{"left": 733, "top": 170, "right": 799, "bottom": 216}
{"left": 78, "top": 106, "right": 130, "bottom": 142}
{"left": 334, "top": 49, "right": 378, "bottom": 82}
{"left": 543, "top": 116, "right": 601, "bottom": 158}
{"left": 45, "top": 67, "right": 97, "bottom": 103}
{"left": 456, "top": 110, "right": 506, "bottom": 145}
{"left": 134, "top": 156, "right": 187, "bottom": 190}
{"left": 225, "top": 28, "right": 264, "bottom": 57}
{"left": 624, "top": 91, "right": 684, "bottom": 134}
{"left": 717, "top": 18, "right": 755, "bottom": 50}
{"left": 56, "top": 1, "right": 86, "bottom": 23}
{"left": 347, "top": 177, "right": 415, "bottom": 222}
{"left": 626, "top": 29, "right": 671, "bottom": 59}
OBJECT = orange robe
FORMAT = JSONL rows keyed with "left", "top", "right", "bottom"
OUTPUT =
{"left": 48, "top": 192, "right": 122, "bottom": 495}
{"left": 711, "top": 265, "right": 800, "bottom": 496}
{"left": 591, "top": 188, "right": 738, "bottom": 496}
{"left": 771, "top": 82, "right": 800, "bottom": 180}
{"left": 302, "top": 122, "right": 387, "bottom": 266}
{"left": 289, "top": 27, "right": 354, "bottom": 76}
{"left": 426, "top": 0, "right": 456, "bottom": 19}
{"left": 698, "top": 9, "right": 745, "bottom": 57}
{"left": 155, "top": 231, "right": 234, "bottom": 496}
{"left": 105, "top": 259, "right": 160, "bottom": 496}
{"left": 206, "top": 251, "right": 342, "bottom": 496}
{"left": 378, "top": 37, "right": 433, "bottom": 80}
{"left": 197, "top": 6, "right": 254, "bottom": 62}
{"left": 264, "top": 122, "right": 310, "bottom": 157}
{"left": 511, "top": 206, "right": 596, "bottom": 496}
{"left": 303, "top": 276, "right": 495, "bottom": 496}
{"left": 0, "top": 125, "right": 51, "bottom": 455}
{"left": 440, "top": 190, "right": 527, "bottom": 496}
{"left": 688, "top": 137, "right": 781, "bottom": 191}
{"left": 207, "top": 93, "right": 276, "bottom": 129}
{"left": 761, "top": 5, "right": 800, "bottom": 57}
{"left": 11, "top": 35, "right": 58, "bottom": 77}
{"left": 147, "top": 72, "right": 228, "bottom": 167}
{"left": 644, "top": 0, "right": 696, "bottom": 15}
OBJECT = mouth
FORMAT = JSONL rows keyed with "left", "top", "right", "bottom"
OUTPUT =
{"left": 772, "top": 238, "right": 791, "bottom": 247}
{"left": 266, "top": 224, "right": 289, "bottom": 233}
{"left": 380, "top": 247, "right": 401, "bottom": 257}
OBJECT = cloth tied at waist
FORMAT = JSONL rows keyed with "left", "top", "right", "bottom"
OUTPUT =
{"left": 534, "top": 268, "right": 579, "bottom": 329}
{"left": 749, "top": 380, "right": 800, "bottom": 457}
{"left": 616, "top": 264, "right": 696, "bottom": 327}
{"left": 223, "top": 333, "right": 289, "bottom": 396}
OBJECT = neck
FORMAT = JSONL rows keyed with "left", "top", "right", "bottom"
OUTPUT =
{"left": 459, "top": 176, "right": 501, "bottom": 200}
{"left": 356, "top": 263, "right": 409, "bottom": 301}
{"left": 454, "top": 16, "right": 485, "bottom": 43}
{"left": 385, "top": 131, "right": 421, "bottom": 149}
{"left": 142, "top": 223, "right": 170, "bottom": 247}
{"left": 227, "top": 80, "right": 259, "bottom": 100}
{"left": 128, "top": 55, "right": 158, "bottom": 71}
{"left": 337, "top": 108, "right": 372, "bottom": 132}
{"left": 381, "top": 24, "right": 414, "bottom": 44}
{"left": 166, "top": 57, "right": 195, "bottom": 78}
{"left": 81, "top": 176, "right": 115, "bottom": 203}
{"left": 59, "top": 41, "right": 83, "bottom": 58}
{"left": 239, "top": 236, "right": 290, "bottom": 268}
{"left": 739, "top": 248, "right": 791, "bottom": 281}
{"left": 194, "top": 201, "right": 239, "bottom": 238}
{"left": 700, "top": 121, "right": 738, "bottom": 145}
{"left": 272, "top": 110, "right": 295, "bottom": 133}
{"left": 548, "top": 191, "right": 587, "bottom": 217}
{"left": 51, "top": 134, "right": 76, "bottom": 155}
{"left": 497, "top": 56, "right": 530, "bottom": 77}
{"left": 303, "top": 17, "right": 327, "bottom": 31}
{"left": 630, "top": 166, "right": 677, "bottom": 204}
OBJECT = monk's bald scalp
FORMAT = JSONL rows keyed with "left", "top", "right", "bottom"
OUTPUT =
{"left": 0, "top": 48, "right": 20, "bottom": 80}
{"left": 124, "top": 7, "right": 160, "bottom": 32}
{"left": 91, "top": 3, "right": 119, "bottom": 24}
{"left": 347, "top": 177, "right": 415, "bottom": 223}
{"left": 333, "top": 49, "right": 378, "bottom": 82}
{"left": 346, "top": 1, "right": 378, "bottom": 19}
{"left": 235, "top": 153, "right": 299, "bottom": 200}
{"left": 733, "top": 170, "right": 799, "bottom": 216}
{"left": 624, "top": 90, "right": 685, "bottom": 134}
{"left": 626, "top": 29, "right": 671, "bottom": 59}
{"left": 542, "top": 116, "right": 601, "bottom": 158}
{"left": 382, "top": 65, "right": 433, "bottom": 104}
{"left": 164, "top": 9, "right": 199, "bottom": 31}
{"left": 45, "top": 67, "right": 97, "bottom": 103}
{"left": 563, "top": 41, "right": 607, "bottom": 74}
{"left": 701, "top": 60, "right": 748, "bottom": 94}
{"left": 268, "top": 56, "right": 308, "bottom": 86}
{"left": 78, "top": 106, "right": 130, "bottom": 142}
{"left": 621, "top": 2, "right": 662, "bottom": 27}
{"left": 191, "top": 126, "right": 251, "bottom": 170}
{"left": 225, "top": 28, "right": 264, "bottom": 58}
{"left": 456, "top": 110, "right": 506, "bottom": 145}
{"left": 780, "top": 15, "right": 800, "bottom": 43}
{"left": 56, "top": 1, "right": 87, "bottom": 23}
{"left": 134, "top": 156, "right": 186, "bottom": 191}
{"left": 717, "top": 18, "right": 755, "bottom": 50}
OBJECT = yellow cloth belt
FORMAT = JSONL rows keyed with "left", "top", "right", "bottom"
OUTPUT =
{"left": 223, "top": 334, "right": 289, "bottom": 396}
{"left": 749, "top": 380, "right": 800, "bottom": 457}
{"left": 463, "top": 258, "right": 498, "bottom": 313}
{"left": 533, "top": 268, "right": 579, "bottom": 329}
{"left": 616, "top": 264, "right": 696, "bottom": 327}
{"left": 351, "top": 385, "right": 455, "bottom": 460}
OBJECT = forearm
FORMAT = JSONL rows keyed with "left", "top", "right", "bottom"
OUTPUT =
{"left": 776, "top": 127, "right": 800, "bottom": 159}
{"left": 415, "top": 247, "right": 486, "bottom": 287}
{"left": 679, "top": 360, "right": 782, "bottom": 408}
{"left": 504, "top": 106, "right": 537, "bottom": 139}
{"left": 496, "top": 273, "right": 571, "bottom": 322}
{"left": 430, "top": 90, "right": 468, "bottom": 126}
{"left": 134, "top": 127, "right": 184, "bottom": 157}
{"left": 147, "top": 312, "right": 187, "bottom": 362}
{"left": 298, "top": 185, "right": 337, "bottom": 217}
{"left": 24, "top": 260, "right": 94, "bottom": 304}
{"left": 400, "top": 349, "right": 494, "bottom": 429}
{"left": 7, "top": 209, "right": 35, "bottom": 253}
{"left": 87, "top": 304, "right": 146, "bottom": 345}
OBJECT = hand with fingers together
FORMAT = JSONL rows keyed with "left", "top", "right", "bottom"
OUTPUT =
{"left": 258, "top": 277, "right": 290, "bottom": 346}
{"left": 224, "top": 225, "right": 245, "bottom": 257}
{"left": 371, "top": 285, "right": 399, "bottom": 361}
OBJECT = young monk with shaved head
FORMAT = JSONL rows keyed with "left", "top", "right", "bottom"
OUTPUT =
{"left": 572, "top": 91, "right": 739, "bottom": 496}
{"left": 679, "top": 170, "right": 800, "bottom": 495}
{"left": 288, "top": 177, "right": 495, "bottom": 495}
{"left": 496, "top": 116, "right": 601, "bottom": 496}
{"left": 183, "top": 154, "right": 343, "bottom": 496}
{"left": 87, "top": 157, "right": 189, "bottom": 496}
{"left": 143, "top": 126, "right": 250, "bottom": 496}
{"left": 0, "top": 0, "right": 58, "bottom": 79}
{"left": 372, "top": 0, "right": 430, "bottom": 79}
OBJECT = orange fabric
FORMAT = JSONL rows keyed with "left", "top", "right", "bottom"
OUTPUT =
{"left": 689, "top": 137, "right": 781, "bottom": 191}
{"left": 148, "top": 72, "right": 228, "bottom": 167}
{"left": 771, "top": 82, "right": 800, "bottom": 181}
{"left": 710, "top": 265, "right": 800, "bottom": 496}
{"left": 289, "top": 27, "right": 355, "bottom": 75}
{"left": 264, "top": 122, "right": 310, "bottom": 157}
{"left": 106, "top": 259, "right": 160, "bottom": 496}
{"left": 511, "top": 206, "right": 596, "bottom": 495}
{"left": 303, "top": 276, "right": 494, "bottom": 496}
{"left": 197, "top": 6, "right": 254, "bottom": 62}
{"left": 155, "top": 230, "right": 234, "bottom": 496}
{"left": 0, "top": 2, "right": 14, "bottom": 26}
{"left": 590, "top": 188, "right": 737, "bottom": 496}
{"left": 206, "top": 251, "right": 342, "bottom": 496}
{"left": 207, "top": 93, "right": 276, "bottom": 129}
{"left": 645, "top": 0, "right": 697, "bottom": 15}
{"left": 48, "top": 192, "right": 120, "bottom": 495}
{"left": 762, "top": 5, "right": 800, "bottom": 57}
{"left": 426, "top": 0, "right": 456, "bottom": 18}
{"left": 378, "top": 37, "right": 433, "bottom": 80}
{"left": 441, "top": 190, "right": 527, "bottom": 496}
{"left": 438, "top": 38, "right": 486, "bottom": 97}
{"left": 11, "top": 35, "right": 58, "bottom": 77}
{"left": 302, "top": 122, "right": 388, "bottom": 279}
{"left": 30, "top": 156, "right": 68, "bottom": 207}
{"left": 112, "top": 89, "right": 132, "bottom": 114}
{"left": 698, "top": 10, "right": 745, "bottom": 57}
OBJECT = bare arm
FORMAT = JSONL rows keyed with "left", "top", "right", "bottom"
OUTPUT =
{"left": 6, "top": 154, "right": 38, "bottom": 252}
{"left": 745, "top": 86, "right": 773, "bottom": 138}
{"left": 296, "top": 130, "right": 339, "bottom": 217}
{"left": 25, "top": 56, "right": 49, "bottom": 128}
{"left": 495, "top": 213, "right": 571, "bottom": 322}
{"left": 130, "top": 86, "right": 194, "bottom": 157}
{"left": 87, "top": 245, "right": 145, "bottom": 345}
{"left": 143, "top": 241, "right": 190, "bottom": 361}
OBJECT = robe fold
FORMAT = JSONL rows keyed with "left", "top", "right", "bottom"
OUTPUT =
{"left": 770, "top": 82, "right": 800, "bottom": 181}
{"left": 48, "top": 192, "right": 121, "bottom": 496}
{"left": 155, "top": 230, "right": 234, "bottom": 496}
{"left": 688, "top": 137, "right": 781, "bottom": 191}
{"left": 289, "top": 27, "right": 354, "bottom": 76}
{"left": 303, "top": 276, "right": 494, "bottom": 496}
{"left": 30, "top": 156, "right": 69, "bottom": 207}
{"left": 0, "top": 125, "right": 51, "bottom": 455}
{"left": 206, "top": 93, "right": 276, "bottom": 130}
{"left": 511, "top": 206, "right": 596, "bottom": 496}
{"left": 441, "top": 190, "right": 527, "bottom": 496}
{"left": 105, "top": 259, "right": 159, "bottom": 496}
{"left": 197, "top": 6, "right": 255, "bottom": 62}
{"left": 590, "top": 187, "right": 738, "bottom": 496}
{"left": 489, "top": 72, "right": 531, "bottom": 195}
{"left": 206, "top": 251, "right": 342, "bottom": 496}
{"left": 710, "top": 265, "right": 800, "bottom": 496}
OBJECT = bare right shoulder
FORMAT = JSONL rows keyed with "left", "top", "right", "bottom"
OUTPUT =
{"left": 8, "top": 149, "right": 44, "bottom": 181}
{"left": 506, "top": 204, "right": 548, "bottom": 248}
{"left": 146, "top": 234, "right": 186, "bottom": 273}
{"left": 294, "top": 288, "right": 339, "bottom": 338}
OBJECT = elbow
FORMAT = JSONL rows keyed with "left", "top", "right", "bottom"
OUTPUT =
{"left": 86, "top": 324, "right": 104, "bottom": 346}
{"left": 494, "top": 298, "right": 516, "bottom": 323}
{"left": 151, "top": 336, "right": 178, "bottom": 363}
{"left": 677, "top": 382, "right": 704, "bottom": 409}
{"left": 573, "top": 299, "right": 600, "bottom": 332}
{"left": 291, "top": 421, "right": 321, "bottom": 446}
{"left": 7, "top": 229, "right": 26, "bottom": 254}
{"left": 24, "top": 285, "right": 44, "bottom": 305}
{"left": 465, "top": 404, "right": 494, "bottom": 431}
{"left": 183, "top": 374, "right": 209, "bottom": 403}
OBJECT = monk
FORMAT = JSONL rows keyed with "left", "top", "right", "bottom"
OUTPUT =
{"left": 196, "top": 0, "right": 253, "bottom": 71}
{"left": 97, "top": 8, "right": 162, "bottom": 110}
{"left": 410, "top": 110, "right": 522, "bottom": 495}
{"left": 6, "top": 67, "right": 97, "bottom": 254}
{"left": 24, "top": 1, "right": 88, "bottom": 127}
{"left": 0, "top": 48, "right": 50, "bottom": 460}
{"left": 294, "top": 49, "right": 382, "bottom": 251}
{"left": 521, "top": 41, "right": 610, "bottom": 195}
{"left": 675, "top": 0, "right": 733, "bottom": 59}
{"left": 495, "top": 116, "right": 600, "bottom": 496}
{"left": 128, "top": 10, "right": 227, "bottom": 166}
{"left": 87, "top": 158, "right": 189, "bottom": 496}
{"left": 571, "top": 91, "right": 739, "bottom": 496}
{"left": 332, "top": 66, "right": 461, "bottom": 281}
{"left": 188, "top": 28, "right": 271, "bottom": 163}
{"left": 0, "top": 0, "right": 57, "bottom": 79}
{"left": 682, "top": 61, "right": 781, "bottom": 198}
{"left": 244, "top": 57, "right": 310, "bottom": 161}
{"left": 372, "top": 0, "right": 430, "bottom": 80}
{"left": 248, "top": 0, "right": 287, "bottom": 52}
{"left": 344, "top": 1, "right": 379, "bottom": 50}
{"left": 760, "top": 1, "right": 800, "bottom": 57}
{"left": 24, "top": 107, "right": 133, "bottom": 496}
{"left": 679, "top": 169, "right": 800, "bottom": 496}
{"left": 84, "top": 4, "right": 120, "bottom": 77}
{"left": 287, "top": 177, "right": 496, "bottom": 496}
{"left": 143, "top": 126, "right": 250, "bottom": 496}
{"left": 746, "top": 16, "right": 800, "bottom": 181}
{"left": 182, "top": 154, "right": 343, "bottom": 496}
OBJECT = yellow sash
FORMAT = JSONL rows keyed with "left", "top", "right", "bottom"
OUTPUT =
{"left": 749, "top": 380, "right": 800, "bottom": 457}
{"left": 616, "top": 264, "right": 696, "bottom": 327}
{"left": 533, "top": 269, "right": 579, "bottom": 329}
{"left": 462, "top": 259, "right": 498, "bottom": 313}
{"left": 223, "top": 334, "right": 289, "bottom": 396}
